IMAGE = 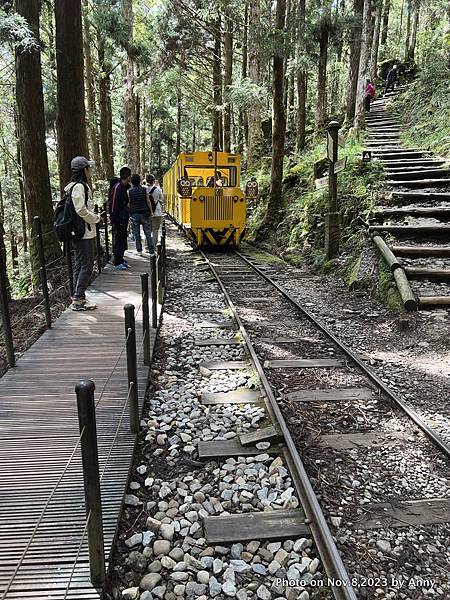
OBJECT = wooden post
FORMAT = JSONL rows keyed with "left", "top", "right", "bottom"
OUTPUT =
{"left": 75, "top": 379, "right": 106, "bottom": 588}
{"left": 325, "top": 121, "right": 340, "bottom": 260}
{"left": 0, "top": 235, "right": 15, "bottom": 367}
{"left": 156, "top": 242, "right": 162, "bottom": 305}
{"left": 150, "top": 254, "right": 157, "bottom": 329}
{"left": 33, "top": 216, "right": 52, "bottom": 328}
{"left": 94, "top": 204, "right": 102, "bottom": 273}
{"left": 103, "top": 202, "right": 110, "bottom": 263}
{"left": 124, "top": 304, "right": 139, "bottom": 433}
{"left": 141, "top": 273, "right": 150, "bottom": 366}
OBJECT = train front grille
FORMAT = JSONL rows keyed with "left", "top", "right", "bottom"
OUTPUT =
{"left": 204, "top": 193, "right": 233, "bottom": 221}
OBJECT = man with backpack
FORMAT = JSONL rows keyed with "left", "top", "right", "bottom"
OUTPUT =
{"left": 109, "top": 167, "right": 131, "bottom": 270}
{"left": 128, "top": 174, "right": 154, "bottom": 256}
{"left": 146, "top": 174, "right": 164, "bottom": 247}
{"left": 385, "top": 65, "right": 398, "bottom": 94}
{"left": 63, "top": 156, "right": 100, "bottom": 311}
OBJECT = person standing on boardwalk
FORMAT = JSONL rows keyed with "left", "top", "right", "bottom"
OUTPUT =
{"left": 109, "top": 167, "right": 131, "bottom": 271}
{"left": 146, "top": 174, "right": 164, "bottom": 247}
{"left": 365, "top": 79, "right": 376, "bottom": 112}
{"left": 66, "top": 156, "right": 101, "bottom": 311}
{"left": 385, "top": 65, "right": 398, "bottom": 94}
{"left": 128, "top": 174, "right": 155, "bottom": 256}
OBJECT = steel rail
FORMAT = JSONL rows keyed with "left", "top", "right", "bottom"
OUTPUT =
{"left": 234, "top": 249, "right": 450, "bottom": 460}
{"left": 201, "top": 250, "right": 358, "bottom": 600}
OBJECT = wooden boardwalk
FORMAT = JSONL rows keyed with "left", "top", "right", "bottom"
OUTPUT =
{"left": 0, "top": 252, "right": 157, "bottom": 599}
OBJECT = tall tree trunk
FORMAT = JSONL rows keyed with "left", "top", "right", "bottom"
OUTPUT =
{"left": 345, "top": 0, "right": 364, "bottom": 124}
{"left": 192, "top": 120, "right": 196, "bottom": 152}
{"left": 82, "top": 1, "right": 103, "bottom": 181}
{"left": 353, "top": 0, "right": 374, "bottom": 131}
{"left": 212, "top": 15, "right": 223, "bottom": 151}
{"left": 98, "top": 40, "right": 114, "bottom": 179}
{"left": 223, "top": 14, "right": 233, "bottom": 152}
{"left": 14, "top": 108, "right": 28, "bottom": 252}
{"left": 406, "top": 5, "right": 419, "bottom": 62}
{"left": 283, "top": 0, "right": 292, "bottom": 118}
{"left": 123, "top": 0, "right": 140, "bottom": 172}
{"left": 238, "top": 2, "right": 248, "bottom": 155}
{"left": 16, "top": 0, "right": 60, "bottom": 264}
{"left": 296, "top": 0, "right": 307, "bottom": 152}
{"left": 247, "top": 0, "right": 263, "bottom": 171}
{"left": 55, "top": 0, "right": 88, "bottom": 190}
{"left": 315, "top": 22, "right": 329, "bottom": 134}
{"left": 404, "top": 2, "right": 412, "bottom": 62}
{"left": 380, "top": 0, "right": 390, "bottom": 45}
{"left": 141, "top": 97, "right": 146, "bottom": 171}
{"left": 265, "top": 0, "right": 287, "bottom": 226}
{"left": 370, "top": 0, "right": 383, "bottom": 79}
{"left": 176, "top": 90, "right": 182, "bottom": 155}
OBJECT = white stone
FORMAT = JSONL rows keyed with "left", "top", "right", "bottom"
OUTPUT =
{"left": 121, "top": 587, "right": 139, "bottom": 600}
{"left": 256, "top": 585, "right": 271, "bottom": 600}
{"left": 125, "top": 533, "right": 142, "bottom": 548}
{"left": 222, "top": 580, "right": 237, "bottom": 597}
{"left": 153, "top": 540, "right": 171, "bottom": 556}
{"left": 197, "top": 570, "right": 210, "bottom": 584}
{"left": 160, "top": 523, "right": 175, "bottom": 541}
{"left": 125, "top": 494, "right": 141, "bottom": 506}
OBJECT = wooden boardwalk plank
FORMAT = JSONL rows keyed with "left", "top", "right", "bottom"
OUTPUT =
{"left": 0, "top": 251, "right": 156, "bottom": 599}
{"left": 355, "top": 499, "right": 450, "bottom": 529}
{"left": 194, "top": 338, "right": 241, "bottom": 346}
{"left": 204, "top": 509, "right": 309, "bottom": 544}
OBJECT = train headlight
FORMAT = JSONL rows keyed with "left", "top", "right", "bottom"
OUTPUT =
{"left": 232, "top": 196, "right": 238, "bottom": 203}
{"left": 208, "top": 152, "right": 213, "bottom": 162}
{"left": 199, "top": 195, "right": 205, "bottom": 202}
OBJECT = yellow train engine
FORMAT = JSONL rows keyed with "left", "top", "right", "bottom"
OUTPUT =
{"left": 163, "top": 151, "right": 258, "bottom": 247}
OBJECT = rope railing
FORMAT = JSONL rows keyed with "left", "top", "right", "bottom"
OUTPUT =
{"left": 0, "top": 222, "right": 168, "bottom": 598}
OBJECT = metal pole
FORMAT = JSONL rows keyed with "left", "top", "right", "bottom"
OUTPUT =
{"left": 156, "top": 242, "right": 162, "bottom": 305}
{"left": 75, "top": 379, "right": 106, "bottom": 588}
{"left": 65, "top": 241, "right": 74, "bottom": 298}
{"left": 325, "top": 121, "right": 340, "bottom": 260}
{"left": 33, "top": 216, "right": 52, "bottom": 328}
{"left": 124, "top": 304, "right": 139, "bottom": 433}
{"left": 141, "top": 273, "right": 150, "bottom": 366}
{"left": 94, "top": 205, "right": 102, "bottom": 273}
{"left": 103, "top": 202, "right": 110, "bottom": 263}
{"left": 161, "top": 221, "right": 167, "bottom": 288}
{"left": 0, "top": 240, "right": 15, "bottom": 367}
{"left": 150, "top": 255, "right": 157, "bottom": 329}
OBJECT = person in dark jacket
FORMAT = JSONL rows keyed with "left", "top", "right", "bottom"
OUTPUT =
{"left": 109, "top": 166, "right": 131, "bottom": 270}
{"left": 385, "top": 65, "right": 398, "bottom": 94}
{"left": 128, "top": 174, "right": 154, "bottom": 256}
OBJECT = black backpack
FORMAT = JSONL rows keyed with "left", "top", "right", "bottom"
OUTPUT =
{"left": 53, "top": 183, "right": 87, "bottom": 242}
{"left": 148, "top": 185, "right": 157, "bottom": 213}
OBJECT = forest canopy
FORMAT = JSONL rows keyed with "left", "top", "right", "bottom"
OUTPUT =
{"left": 0, "top": 0, "right": 449, "bottom": 279}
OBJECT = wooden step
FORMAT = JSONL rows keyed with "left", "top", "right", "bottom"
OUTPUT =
{"left": 385, "top": 169, "right": 450, "bottom": 181}
{"left": 199, "top": 360, "right": 250, "bottom": 370}
{"left": 392, "top": 191, "right": 450, "bottom": 201}
{"left": 239, "top": 425, "right": 283, "bottom": 447}
{"left": 375, "top": 207, "right": 450, "bottom": 218}
{"left": 369, "top": 224, "right": 450, "bottom": 235}
{"left": 386, "top": 178, "right": 450, "bottom": 188}
{"left": 404, "top": 267, "right": 450, "bottom": 281}
{"left": 381, "top": 161, "right": 446, "bottom": 169}
{"left": 204, "top": 509, "right": 309, "bottom": 544}
{"left": 391, "top": 245, "right": 450, "bottom": 257}
{"left": 418, "top": 296, "right": 450, "bottom": 307}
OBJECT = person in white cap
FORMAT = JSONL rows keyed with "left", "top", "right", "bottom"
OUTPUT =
{"left": 385, "top": 64, "right": 398, "bottom": 94}
{"left": 66, "top": 156, "right": 101, "bottom": 311}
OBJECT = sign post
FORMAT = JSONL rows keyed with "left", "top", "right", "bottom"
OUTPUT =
{"left": 325, "top": 120, "right": 341, "bottom": 260}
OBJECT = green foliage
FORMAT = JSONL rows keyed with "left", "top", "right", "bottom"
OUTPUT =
{"left": 0, "top": 8, "right": 38, "bottom": 51}
{"left": 393, "top": 21, "right": 450, "bottom": 156}
{"left": 247, "top": 137, "right": 383, "bottom": 264}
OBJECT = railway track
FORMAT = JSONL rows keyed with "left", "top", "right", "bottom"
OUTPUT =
{"left": 112, "top": 227, "right": 449, "bottom": 600}
{"left": 200, "top": 245, "right": 450, "bottom": 599}
{"left": 367, "top": 91, "right": 450, "bottom": 309}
